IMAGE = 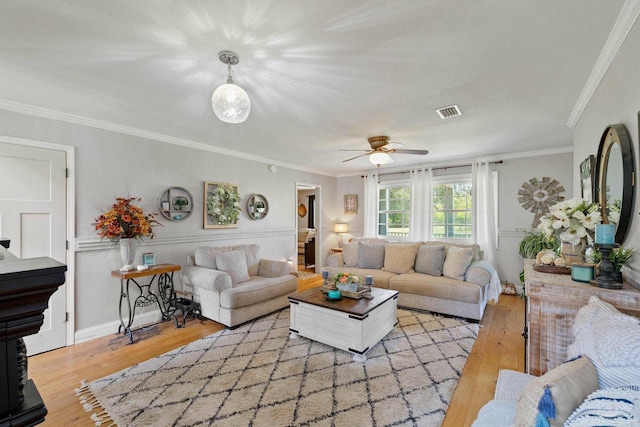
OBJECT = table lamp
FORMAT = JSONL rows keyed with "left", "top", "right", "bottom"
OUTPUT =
{"left": 334, "top": 223, "right": 348, "bottom": 245}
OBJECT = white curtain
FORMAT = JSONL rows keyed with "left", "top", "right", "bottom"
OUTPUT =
{"left": 410, "top": 168, "right": 433, "bottom": 241}
{"left": 363, "top": 173, "right": 378, "bottom": 237}
{"left": 472, "top": 162, "right": 497, "bottom": 268}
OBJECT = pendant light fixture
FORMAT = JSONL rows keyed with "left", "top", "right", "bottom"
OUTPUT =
{"left": 211, "top": 50, "right": 251, "bottom": 124}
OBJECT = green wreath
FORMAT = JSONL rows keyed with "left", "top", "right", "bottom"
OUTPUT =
{"left": 207, "top": 183, "right": 241, "bottom": 225}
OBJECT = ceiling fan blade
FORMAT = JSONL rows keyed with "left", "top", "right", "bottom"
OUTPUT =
{"left": 386, "top": 142, "right": 404, "bottom": 149}
{"left": 342, "top": 152, "right": 371, "bottom": 162}
{"left": 392, "top": 149, "right": 429, "bottom": 155}
{"left": 338, "top": 149, "right": 371, "bottom": 152}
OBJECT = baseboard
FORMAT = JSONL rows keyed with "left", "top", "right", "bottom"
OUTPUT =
{"left": 74, "top": 309, "right": 163, "bottom": 344}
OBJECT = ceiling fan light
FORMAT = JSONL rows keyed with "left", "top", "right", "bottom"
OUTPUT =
{"left": 369, "top": 152, "right": 390, "bottom": 166}
{"left": 212, "top": 83, "right": 251, "bottom": 123}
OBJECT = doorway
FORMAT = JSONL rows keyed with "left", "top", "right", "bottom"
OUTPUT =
{"left": 0, "top": 138, "right": 74, "bottom": 355}
{"left": 296, "top": 183, "right": 320, "bottom": 274}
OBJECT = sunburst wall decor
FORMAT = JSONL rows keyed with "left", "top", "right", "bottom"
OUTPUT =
{"left": 518, "top": 177, "right": 565, "bottom": 227}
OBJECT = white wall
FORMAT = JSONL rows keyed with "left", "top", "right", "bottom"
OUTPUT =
{"left": 495, "top": 153, "right": 573, "bottom": 290}
{"left": 573, "top": 18, "right": 640, "bottom": 281}
{"left": 0, "top": 109, "right": 337, "bottom": 339}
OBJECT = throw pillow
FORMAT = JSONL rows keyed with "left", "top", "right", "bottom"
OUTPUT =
{"left": 442, "top": 247, "right": 474, "bottom": 281}
{"left": 515, "top": 356, "right": 599, "bottom": 427}
{"left": 194, "top": 246, "right": 219, "bottom": 269}
{"left": 567, "top": 315, "right": 640, "bottom": 388}
{"left": 572, "top": 295, "right": 633, "bottom": 336}
{"left": 342, "top": 242, "right": 359, "bottom": 267}
{"left": 233, "top": 244, "right": 260, "bottom": 276}
{"left": 414, "top": 245, "right": 446, "bottom": 276}
{"left": 357, "top": 243, "right": 385, "bottom": 269}
{"left": 216, "top": 250, "right": 250, "bottom": 285}
{"left": 382, "top": 243, "right": 420, "bottom": 274}
{"left": 563, "top": 386, "right": 640, "bottom": 427}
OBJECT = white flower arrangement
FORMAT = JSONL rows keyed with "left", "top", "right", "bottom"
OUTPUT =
{"left": 207, "top": 183, "right": 241, "bottom": 225}
{"left": 537, "top": 197, "right": 602, "bottom": 246}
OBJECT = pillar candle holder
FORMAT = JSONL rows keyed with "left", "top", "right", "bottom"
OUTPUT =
{"left": 590, "top": 243, "right": 621, "bottom": 290}
{"left": 364, "top": 275, "right": 373, "bottom": 299}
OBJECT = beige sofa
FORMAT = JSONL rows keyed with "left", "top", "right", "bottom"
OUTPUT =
{"left": 324, "top": 238, "right": 500, "bottom": 321}
{"left": 181, "top": 244, "right": 298, "bottom": 328}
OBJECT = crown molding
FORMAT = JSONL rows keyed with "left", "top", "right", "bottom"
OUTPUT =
{"left": 0, "top": 99, "right": 336, "bottom": 178}
{"left": 567, "top": 0, "right": 640, "bottom": 129}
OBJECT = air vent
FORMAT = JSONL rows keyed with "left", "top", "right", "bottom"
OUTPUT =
{"left": 436, "top": 105, "right": 462, "bottom": 119}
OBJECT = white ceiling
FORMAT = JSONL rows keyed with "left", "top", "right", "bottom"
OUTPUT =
{"left": 0, "top": 1, "right": 627, "bottom": 175}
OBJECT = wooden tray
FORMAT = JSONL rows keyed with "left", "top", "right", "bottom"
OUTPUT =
{"left": 533, "top": 264, "right": 571, "bottom": 275}
{"left": 321, "top": 285, "right": 367, "bottom": 299}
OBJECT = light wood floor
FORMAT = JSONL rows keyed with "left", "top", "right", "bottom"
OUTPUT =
{"left": 29, "top": 276, "right": 524, "bottom": 426}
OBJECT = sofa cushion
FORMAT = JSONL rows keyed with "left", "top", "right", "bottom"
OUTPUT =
{"left": 323, "top": 267, "right": 396, "bottom": 289}
{"left": 390, "top": 273, "right": 483, "bottom": 304}
{"left": 219, "top": 275, "right": 298, "bottom": 309}
{"left": 216, "top": 250, "right": 250, "bottom": 285}
{"left": 342, "top": 242, "right": 359, "bottom": 267}
{"left": 442, "top": 247, "right": 474, "bottom": 281}
{"left": 382, "top": 243, "right": 420, "bottom": 274}
{"left": 515, "top": 356, "right": 599, "bottom": 427}
{"left": 414, "top": 245, "right": 446, "bottom": 276}
{"left": 357, "top": 242, "right": 385, "bottom": 269}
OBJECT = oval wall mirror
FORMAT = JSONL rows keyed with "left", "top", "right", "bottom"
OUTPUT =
{"left": 594, "top": 123, "right": 635, "bottom": 243}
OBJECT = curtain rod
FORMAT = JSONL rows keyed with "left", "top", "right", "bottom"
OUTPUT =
{"left": 360, "top": 160, "right": 503, "bottom": 178}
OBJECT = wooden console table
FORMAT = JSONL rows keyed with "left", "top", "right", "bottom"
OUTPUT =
{"left": 111, "top": 264, "right": 181, "bottom": 343}
{"left": 524, "top": 259, "right": 640, "bottom": 376}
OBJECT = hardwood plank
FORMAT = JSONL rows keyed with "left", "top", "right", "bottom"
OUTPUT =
{"left": 29, "top": 279, "right": 524, "bottom": 426}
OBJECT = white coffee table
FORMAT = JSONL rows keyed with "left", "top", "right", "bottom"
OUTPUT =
{"left": 288, "top": 287, "right": 398, "bottom": 362}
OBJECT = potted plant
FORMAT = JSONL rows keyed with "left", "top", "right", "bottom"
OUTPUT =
{"left": 610, "top": 246, "right": 634, "bottom": 283}
{"left": 255, "top": 200, "right": 266, "bottom": 213}
{"left": 518, "top": 230, "right": 560, "bottom": 297}
{"left": 590, "top": 246, "right": 633, "bottom": 283}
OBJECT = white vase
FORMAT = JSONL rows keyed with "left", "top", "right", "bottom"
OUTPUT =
{"left": 119, "top": 238, "right": 136, "bottom": 271}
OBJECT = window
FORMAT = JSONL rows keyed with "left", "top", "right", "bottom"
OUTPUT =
{"left": 378, "top": 184, "right": 410, "bottom": 237}
{"left": 432, "top": 180, "right": 472, "bottom": 239}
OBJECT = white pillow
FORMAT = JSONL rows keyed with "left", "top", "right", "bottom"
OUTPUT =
{"left": 216, "top": 250, "right": 250, "bottom": 285}
{"left": 568, "top": 316, "right": 640, "bottom": 388}
{"left": 442, "top": 247, "right": 474, "bottom": 281}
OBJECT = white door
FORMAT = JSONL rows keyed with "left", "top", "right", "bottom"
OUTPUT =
{"left": 0, "top": 142, "right": 67, "bottom": 355}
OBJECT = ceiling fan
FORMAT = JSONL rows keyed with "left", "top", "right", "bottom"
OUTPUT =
{"left": 341, "top": 136, "right": 429, "bottom": 167}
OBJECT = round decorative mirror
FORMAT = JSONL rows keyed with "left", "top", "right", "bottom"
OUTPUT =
{"left": 247, "top": 194, "right": 269, "bottom": 220}
{"left": 594, "top": 123, "right": 635, "bottom": 243}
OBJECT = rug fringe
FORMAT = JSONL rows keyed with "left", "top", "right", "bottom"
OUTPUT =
{"left": 75, "top": 380, "right": 117, "bottom": 426}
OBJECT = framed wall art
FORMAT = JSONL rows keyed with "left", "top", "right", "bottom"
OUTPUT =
{"left": 580, "top": 155, "right": 595, "bottom": 203}
{"left": 344, "top": 194, "right": 358, "bottom": 214}
{"left": 203, "top": 181, "right": 240, "bottom": 229}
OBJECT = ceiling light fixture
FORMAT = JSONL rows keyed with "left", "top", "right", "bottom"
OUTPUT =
{"left": 369, "top": 151, "right": 390, "bottom": 167}
{"left": 211, "top": 50, "right": 251, "bottom": 124}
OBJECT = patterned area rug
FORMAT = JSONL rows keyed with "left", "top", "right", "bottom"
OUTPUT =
{"left": 297, "top": 270, "right": 320, "bottom": 280}
{"left": 79, "top": 308, "right": 478, "bottom": 426}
